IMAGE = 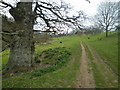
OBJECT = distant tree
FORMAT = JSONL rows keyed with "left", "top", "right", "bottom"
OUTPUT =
{"left": 90, "top": 24, "right": 103, "bottom": 34}
{"left": 95, "top": 1, "right": 119, "bottom": 37}
{"left": 115, "top": 25, "right": 120, "bottom": 31}
{"left": 0, "top": 0, "right": 86, "bottom": 70}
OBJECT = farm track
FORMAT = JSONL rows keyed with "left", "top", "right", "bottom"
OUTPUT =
{"left": 86, "top": 43, "right": 118, "bottom": 77}
{"left": 86, "top": 43, "right": 118, "bottom": 88}
{"left": 76, "top": 42, "right": 118, "bottom": 88}
{"left": 76, "top": 42, "right": 95, "bottom": 88}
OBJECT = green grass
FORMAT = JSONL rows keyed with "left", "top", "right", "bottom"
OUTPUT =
{"left": 83, "top": 42, "right": 118, "bottom": 88}
{"left": 83, "top": 42, "right": 105, "bottom": 87}
{"left": 80, "top": 31, "right": 118, "bottom": 88}
{"left": 32, "top": 47, "right": 71, "bottom": 77}
{"left": 2, "top": 31, "right": 118, "bottom": 88}
{"left": 79, "top": 31, "right": 118, "bottom": 75}
{"left": 35, "top": 47, "right": 71, "bottom": 64}
{"left": 1, "top": 36, "right": 77, "bottom": 69}
{"left": 2, "top": 35, "right": 82, "bottom": 88}
{"left": 0, "top": 49, "right": 9, "bottom": 70}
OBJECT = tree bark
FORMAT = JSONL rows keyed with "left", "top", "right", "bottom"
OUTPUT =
{"left": 7, "top": 2, "right": 35, "bottom": 69}
{"left": 105, "top": 26, "right": 108, "bottom": 37}
{"left": 106, "top": 29, "right": 108, "bottom": 37}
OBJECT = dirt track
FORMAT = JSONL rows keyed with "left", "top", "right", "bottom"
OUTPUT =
{"left": 76, "top": 43, "right": 95, "bottom": 88}
{"left": 87, "top": 43, "right": 118, "bottom": 88}
{"left": 76, "top": 42, "right": 118, "bottom": 88}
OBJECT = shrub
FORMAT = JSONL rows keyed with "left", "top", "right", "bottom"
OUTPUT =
{"left": 32, "top": 47, "right": 71, "bottom": 77}
{"left": 34, "top": 54, "right": 41, "bottom": 63}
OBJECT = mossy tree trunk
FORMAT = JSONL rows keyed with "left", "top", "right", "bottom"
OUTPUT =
{"left": 7, "top": 2, "right": 35, "bottom": 69}
{"left": 105, "top": 26, "right": 108, "bottom": 37}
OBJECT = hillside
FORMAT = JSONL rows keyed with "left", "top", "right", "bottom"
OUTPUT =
{"left": 2, "top": 31, "right": 119, "bottom": 88}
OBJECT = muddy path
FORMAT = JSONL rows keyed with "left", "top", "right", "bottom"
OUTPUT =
{"left": 76, "top": 42, "right": 95, "bottom": 88}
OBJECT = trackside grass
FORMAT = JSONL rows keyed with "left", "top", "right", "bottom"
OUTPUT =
{"left": 79, "top": 31, "right": 118, "bottom": 75}
{"left": 2, "top": 35, "right": 82, "bottom": 88}
{"left": 83, "top": 42, "right": 118, "bottom": 88}
{"left": 2, "top": 31, "right": 118, "bottom": 88}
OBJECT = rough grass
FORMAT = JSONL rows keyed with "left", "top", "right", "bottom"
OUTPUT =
{"left": 79, "top": 31, "right": 118, "bottom": 75}
{"left": 83, "top": 42, "right": 118, "bottom": 88}
{"left": 0, "top": 49, "right": 9, "bottom": 70}
{"left": 80, "top": 31, "right": 118, "bottom": 88}
{"left": 32, "top": 47, "right": 71, "bottom": 77}
{"left": 2, "top": 35, "right": 82, "bottom": 88}
{"left": 2, "top": 31, "right": 118, "bottom": 88}
{"left": 35, "top": 47, "right": 71, "bottom": 64}
{"left": 83, "top": 42, "right": 106, "bottom": 87}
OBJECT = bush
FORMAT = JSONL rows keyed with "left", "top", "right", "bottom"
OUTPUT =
{"left": 34, "top": 54, "right": 41, "bottom": 63}
{"left": 32, "top": 47, "right": 71, "bottom": 77}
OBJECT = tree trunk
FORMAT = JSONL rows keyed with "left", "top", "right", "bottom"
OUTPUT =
{"left": 105, "top": 26, "right": 108, "bottom": 37}
{"left": 106, "top": 29, "right": 108, "bottom": 37}
{"left": 7, "top": 2, "right": 35, "bottom": 69}
{"left": 8, "top": 30, "right": 34, "bottom": 69}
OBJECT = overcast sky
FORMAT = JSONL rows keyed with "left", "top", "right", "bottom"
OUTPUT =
{"left": 2, "top": 0, "right": 119, "bottom": 17}
{"left": 1, "top": 0, "right": 119, "bottom": 31}
{"left": 64, "top": 0, "right": 119, "bottom": 27}
{"left": 65, "top": 0, "right": 119, "bottom": 16}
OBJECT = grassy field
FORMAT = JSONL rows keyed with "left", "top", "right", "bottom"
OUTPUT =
{"left": 2, "top": 35, "right": 82, "bottom": 88}
{"left": 2, "top": 31, "right": 118, "bottom": 88}
{"left": 79, "top": 31, "right": 118, "bottom": 75}
{"left": 83, "top": 42, "right": 118, "bottom": 88}
{"left": 80, "top": 31, "right": 118, "bottom": 88}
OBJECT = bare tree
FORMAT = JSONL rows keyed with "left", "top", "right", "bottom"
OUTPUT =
{"left": 0, "top": 0, "right": 86, "bottom": 70}
{"left": 33, "top": 1, "right": 86, "bottom": 31}
{"left": 95, "top": 1, "right": 119, "bottom": 37}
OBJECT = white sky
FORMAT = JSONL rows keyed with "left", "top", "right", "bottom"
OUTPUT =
{"left": 1, "top": 0, "right": 119, "bottom": 31}
{"left": 64, "top": 0, "right": 119, "bottom": 16}
{"left": 2, "top": 0, "right": 119, "bottom": 18}
{"left": 64, "top": 0, "right": 119, "bottom": 28}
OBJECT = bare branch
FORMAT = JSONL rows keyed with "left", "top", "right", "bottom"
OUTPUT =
{"left": 0, "top": 1, "right": 14, "bottom": 8}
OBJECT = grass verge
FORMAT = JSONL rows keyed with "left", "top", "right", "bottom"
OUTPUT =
{"left": 80, "top": 31, "right": 118, "bottom": 75}
{"left": 2, "top": 35, "right": 82, "bottom": 88}
{"left": 83, "top": 42, "right": 118, "bottom": 88}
